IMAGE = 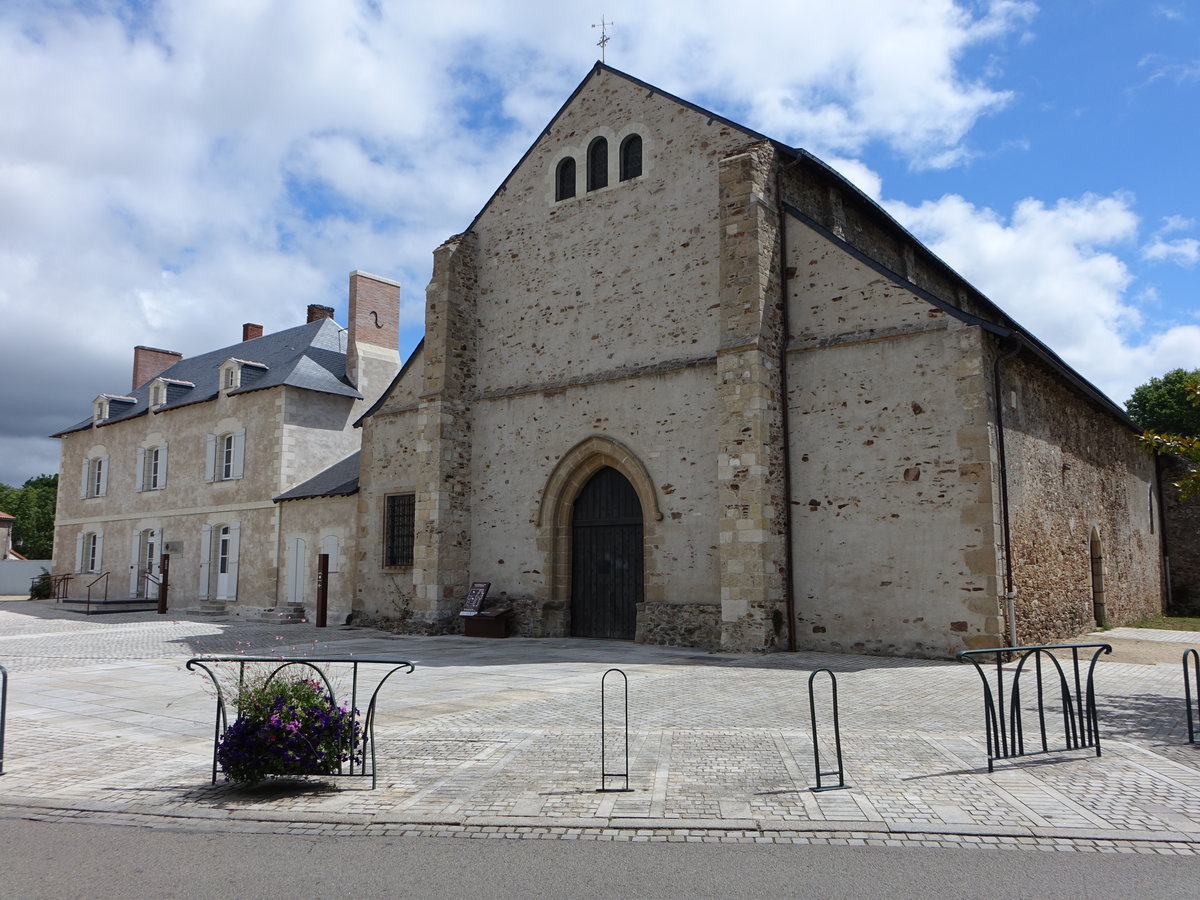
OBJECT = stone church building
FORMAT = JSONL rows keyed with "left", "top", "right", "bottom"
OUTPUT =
{"left": 343, "top": 64, "right": 1165, "bottom": 657}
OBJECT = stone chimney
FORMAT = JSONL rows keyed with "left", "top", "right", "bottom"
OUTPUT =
{"left": 307, "top": 304, "right": 335, "bottom": 323}
{"left": 242, "top": 323, "right": 263, "bottom": 342}
{"left": 132, "top": 346, "right": 183, "bottom": 391}
{"left": 346, "top": 270, "right": 401, "bottom": 389}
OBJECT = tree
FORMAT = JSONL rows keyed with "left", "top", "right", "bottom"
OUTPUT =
{"left": 1140, "top": 381, "right": 1200, "bottom": 498}
{"left": 1126, "top": 368, "right": 1200, "bottom": 437}
{"left": 0, "top": 474, "right": 58, "bottom": 559}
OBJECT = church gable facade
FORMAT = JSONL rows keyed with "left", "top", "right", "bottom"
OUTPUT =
{"left": 354, "top": 64, "right": 1164, "bottom": 657}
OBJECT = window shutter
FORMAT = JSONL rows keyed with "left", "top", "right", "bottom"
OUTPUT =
{"left": 289, "top": 538, "right": 305, "bottom": 605}
{"left": 204, "top": 434, "right": 216, "bottom": 483}
{"left": 136, "top": 448, "right": 146, "bottom": 492}
{"left": 98, "top": 456, "right": 109, "bottom": 496}
{"left": 321, "top": 534, "right": 339, "bottom": 573}
{"left": 231, "top": 428, "right": 246, "bottom": 479}
{"left": 75, "top": 532, "right": 84, "bottom": 573}
{"left": 226, "top": 523, "right": 241, "bottom": 601}
{"left": 129, "top": 531, "right": 141, "bottom": 596}
{"left": 94, "top": 531, "right": 104, "bottom": 571}
{"left": 198, "top": 524, "right": 212, "bottom": 600}
{"left": 160, "top": 442, "right": 168, "bottom": 487}
{"left": 80, "top": 459, "right": 90, "bottom": 499}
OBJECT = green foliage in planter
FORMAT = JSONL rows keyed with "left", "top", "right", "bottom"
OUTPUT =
{"left": 216, "top": 675, "right": 362, "bottom": 784}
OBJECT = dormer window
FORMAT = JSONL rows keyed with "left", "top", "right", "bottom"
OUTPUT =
{"left": 150, "top": 380, "right": 167, "bottom": 409}
{"left": 92, "top": 394, "right": 134, "bottom": 424}
{"left": 220, "top": 360, "right": 242, "bottom": 392}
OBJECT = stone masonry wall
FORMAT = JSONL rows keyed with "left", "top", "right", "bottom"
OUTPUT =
{"left": 1161, "top": 455, "right": 1200, "bottom": 615}
{"left": 1001, "top": 352, "right": 1164, "bottom": 642}
{"left": 784, "top": 219, "right": 1003, "bottom": 659}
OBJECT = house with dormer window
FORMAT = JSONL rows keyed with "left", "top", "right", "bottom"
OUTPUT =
{"left": 51, "top": 271, "right": 401, "bottom": 615}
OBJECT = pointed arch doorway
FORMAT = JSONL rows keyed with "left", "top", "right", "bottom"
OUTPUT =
{"left": 571, "top": 466, "right": 643, "bottom": 639}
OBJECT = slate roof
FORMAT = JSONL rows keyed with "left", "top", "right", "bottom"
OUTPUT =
{"left": 53, "top": 318, "right": 361, "bottom": 437}
{"left": 274, "top": 451, "right": 360, "bottom": 502}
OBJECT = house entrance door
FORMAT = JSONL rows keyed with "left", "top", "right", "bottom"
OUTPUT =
{"left": 570, "top": 466, "right": 643, "bottom": 639}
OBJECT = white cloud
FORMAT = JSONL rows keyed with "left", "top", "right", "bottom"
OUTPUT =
{"left": 889, "top": 190, "right": 1200, "bottom": 406}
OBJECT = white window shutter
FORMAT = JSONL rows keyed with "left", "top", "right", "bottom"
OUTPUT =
{"left": 198, "top": 524, "right": 212, "bottom": 600}
{"left": 231, "top": 428, "right": 246, "bottom": 479}
{"left": 75, "top": 532, "right": 84, "bottom": 573}
{"left": 94, "top": 531, "right": 104, "bottom": 571}
{"left": 129, "top": 531, "right": 141, "bottom": 596}
{"left": 98, "top": 456, "right": 109, "bottom": 496}
{"left": 321, "top": 534, "right": 339, "bottom": 573}
{"left": 136, "top": 448, "right": 146, "bottom": 492}
{"left": 160, "top": 442, "right": 168, "bottom": 487}
{"left": 226, "top": 523, "right": 241, "bottom": 601}
{"left": 80, "top": 459, "right": 89, "bottom": 498}
{"left": 204, "top": 434, "right": 216, "bottom": 483}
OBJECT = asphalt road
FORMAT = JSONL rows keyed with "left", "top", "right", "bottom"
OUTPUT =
{"left": 0, "top": 818, "right": 1194, "bottom": 900}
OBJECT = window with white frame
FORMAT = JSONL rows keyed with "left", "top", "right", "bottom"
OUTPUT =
{"left": 137, "top": 444, "right": 168, "bottom": 491}
{"left": 80, "top": 455, "right": 108, "bottom": 499}
{"left": 76, "top": 530, "right": 103, "bottom": 574}
{"left": 205, "top": 429, "right": 245, "bottom": 482}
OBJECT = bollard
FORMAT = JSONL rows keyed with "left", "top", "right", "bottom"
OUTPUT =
{"left": 316, "top": 553, "right": 329, "bottom": 628}
{"left": 599, "top": 668, "right": 632, "bottom": 792}
{"left": 157, "top": 553, "right": 170, "bottom": 615}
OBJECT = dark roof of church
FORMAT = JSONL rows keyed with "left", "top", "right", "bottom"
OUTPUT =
{"left": 274, "top": 451, "right": 360, "bottom": 502}
{"left": 53, "top": 318, "right": 361, "bottom": 438}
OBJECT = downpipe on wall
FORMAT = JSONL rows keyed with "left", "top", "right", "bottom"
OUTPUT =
{"left": 993, "top": 333, "right": 1023, "bottom": 647}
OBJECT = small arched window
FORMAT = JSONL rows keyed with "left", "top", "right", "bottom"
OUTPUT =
{"left": 620, "top": 134, "right": 642, "bottom": 181}
{"left": 587, "top": 137, "right": 608, "bottom": 191}
{"left": 555, "top": 157, "right": 576, "bottom": 201}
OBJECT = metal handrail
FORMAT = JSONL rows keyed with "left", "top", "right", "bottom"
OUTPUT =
{"left": 956, "top": 643, "right": 1112, "bottom": 772}
{"left": 84, "top": 572, "right": 110, "bottom": 613}
{"left": 186, "top": 656, "right": 415, "bottom": 789}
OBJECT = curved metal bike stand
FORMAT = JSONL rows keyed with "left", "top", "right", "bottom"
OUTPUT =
{"left": 0, "top": 663, "right": 7, "bottom": 776}
{"left": 808, "top": 668, "right": 850, "bottom": 792}
{"left": 186, "top": 656, "right": 415, "bottom": 789}
{"left": 598, "top": 668, "right": 632, "bottom": 792}
{"left": 1185, "top": 648, "right": 1200, "bottom": 745}
{"left": 956, "top": 643, "right": 1111, "bottom": 772}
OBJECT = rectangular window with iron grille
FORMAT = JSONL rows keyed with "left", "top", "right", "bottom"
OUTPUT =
{"left": 384, "top": 493, "right": 415, "bottom": 567}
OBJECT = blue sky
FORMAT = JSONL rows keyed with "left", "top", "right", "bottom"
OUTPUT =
{"left": 0, "top": 0, "right": 1197, "bottom": 487}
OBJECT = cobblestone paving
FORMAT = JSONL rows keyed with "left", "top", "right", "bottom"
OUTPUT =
{"left": 2, "top": 601, "right": 1199, "bottom": 854}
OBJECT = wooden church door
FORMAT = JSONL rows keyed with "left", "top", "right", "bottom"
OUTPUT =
{"left": 571, "top": 466, "right": 643, "bottom": 639}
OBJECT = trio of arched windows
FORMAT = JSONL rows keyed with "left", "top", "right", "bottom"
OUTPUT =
{"left": 556, "top": 133, "right": 642, "bottom": 201}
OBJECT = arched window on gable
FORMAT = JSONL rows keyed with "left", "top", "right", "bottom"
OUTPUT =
{"left": 587, "top": 137, "right": 608, "bottom": 191}
{"left": 555, "top": 157, "right": 576, "bottom": 201}
{"left": 619, "top": 134, "right": 642, "bottom": 181}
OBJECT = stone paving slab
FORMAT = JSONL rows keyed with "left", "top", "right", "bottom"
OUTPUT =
{"left": 1, "top": 602, "right": 1199, "bottom": 854}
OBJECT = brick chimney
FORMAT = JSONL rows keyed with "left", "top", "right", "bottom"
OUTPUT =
{"left": 307, "top": 304, "right": 335, "bottom": 323}
{"left": 242, "top": 323, "right": 263, "bottom": 341}
{"left": 132, "top": 346, "right": 183, "bottom": 391}
{"left": 346, "top": 270, "right": 400, "bottom": 388}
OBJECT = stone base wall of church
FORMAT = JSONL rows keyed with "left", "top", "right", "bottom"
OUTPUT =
{"left": 636, "top": 601, "right": 721, "bottom": 648}
{"left": 506, "top": 595, "right": 567, "bottom": 638}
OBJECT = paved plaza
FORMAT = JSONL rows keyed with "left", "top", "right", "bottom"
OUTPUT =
{"left": 1, "top": 598, "right": 1199, "bottom": 854}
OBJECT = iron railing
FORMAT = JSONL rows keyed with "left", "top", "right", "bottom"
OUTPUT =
{"left": 956, "top": 643, "right": 1112, "bottom": 772}
{"left": 186, "top": 656, "right": 415, "bottom": 789}
{"left": 85, "top": 572, "right": 110, "bottom": 609}
{"left": 1185, "top": 648, "right": 1200, "bottom": 745}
